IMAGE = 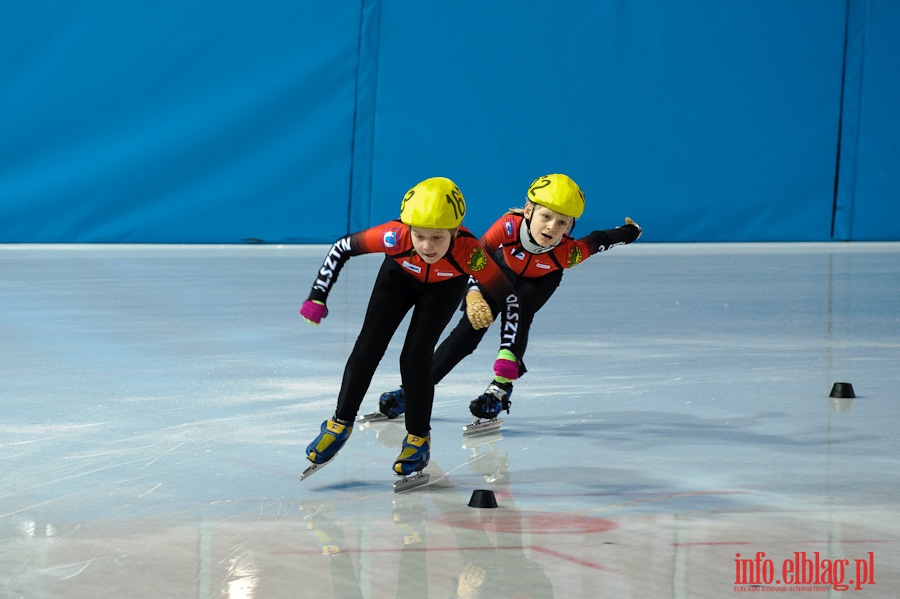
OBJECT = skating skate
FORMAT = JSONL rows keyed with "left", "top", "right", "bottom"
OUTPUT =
{"left": 392, "top": 433, "right": 431, "bottom": 492}
{"left": 463, "top": 381, "right": 512, "bottom": 437}
{"left": 301, "top": 418, "right": 352, "bottom": 480}
{"left": 358, "top": 388, "right": 405, "bottom": 424}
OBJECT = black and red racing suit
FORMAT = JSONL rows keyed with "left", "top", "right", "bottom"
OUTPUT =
{"left": 432, "top": 212, "right": 641, "bottom": 382}
{"left": 306, "top": 219, "right": 522, "bottom": 436}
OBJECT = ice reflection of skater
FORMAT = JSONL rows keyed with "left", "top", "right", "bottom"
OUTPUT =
{"left": 462, "top": 434, "right": 508, "bottom": 486}
{"left": 391, "top": 454, "right": 553, "bottom": 599}
{"left": 449, "top": 446, "right": 552, "bottom": 598}
{"left": 300, "top": 500, "right": 364, "bottom": 599}
{"left": 390, "top": 493, "right": 430, "bottom": 598}
{"left": 448, "top": 526, "right": 554, "bottom": 597}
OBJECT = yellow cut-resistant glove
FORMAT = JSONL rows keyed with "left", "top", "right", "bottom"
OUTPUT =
{"left": 465, "top": 288, "right": 494, "bottom": 330}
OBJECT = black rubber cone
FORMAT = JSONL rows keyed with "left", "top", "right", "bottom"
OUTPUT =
{"left": 829, "top": 382, "right": 856, "bottom": 399}
{"left": 468, "top": 489, "right": 498, "bottom": 508}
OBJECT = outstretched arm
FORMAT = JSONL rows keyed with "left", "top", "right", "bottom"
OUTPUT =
{"left": 581, "top": 216, "right": 642, "bottom": 255}
{"left": 300, "top": 223, "right": 395, "bottom": 324}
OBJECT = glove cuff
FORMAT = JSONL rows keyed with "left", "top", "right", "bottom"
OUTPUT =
{"left": 493, "top": 350, "right": 519, "bottom": 380}
{"left": 497, "top": 349, "right": 516, "bottom": 361}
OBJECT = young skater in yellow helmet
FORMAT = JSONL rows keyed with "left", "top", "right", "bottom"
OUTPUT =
{"left": 298, "top": 177, "right": 524, "bottom": 485}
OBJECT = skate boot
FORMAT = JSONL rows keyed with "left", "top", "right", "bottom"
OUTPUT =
{"left": 358, "top": 388, "right": 405, "bottom": 424}
{"left": 379, "top": 388, "right": 405, "bottom": 419}
{"left": 464, "top": 380, "right": 513, "bottom": 437}
{"left": 394, "top": 434, "right": 430, "bottom": 475}
{"left": 302, "top": 418, "right": 352, "bottom": 480}
{"left": 392, "top": 433, "right": 431, "bottom": 492}
{"left": 469, "top": 380, "right": 513, "bottom": 419}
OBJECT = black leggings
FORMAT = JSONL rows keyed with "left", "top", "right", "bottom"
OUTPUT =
{"left": 432, "top": 268, "right": 563, "bottom": 384}
{"left": 334, "top": 258, "right": 467, "bottom": 436}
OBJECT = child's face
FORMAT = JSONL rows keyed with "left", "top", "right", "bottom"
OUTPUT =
{"left": 410, "top": 227, "right": 455, "bottom": 263}
{"left": 525, "top": 203, "right": 574, "bottom": 247}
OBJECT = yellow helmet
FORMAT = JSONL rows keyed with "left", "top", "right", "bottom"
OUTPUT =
{"left": 400, "top": 177, "right": 466, "bottom": 228}
{"left": 526, "top": 174, "right": 585, "bottom": 218}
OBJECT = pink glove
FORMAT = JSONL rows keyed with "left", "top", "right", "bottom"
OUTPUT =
{"left": 493, "top": 350, "right": 520, "bottom": 380}
{"left": 300, "top": 300, "right": 328, "bottom": 325}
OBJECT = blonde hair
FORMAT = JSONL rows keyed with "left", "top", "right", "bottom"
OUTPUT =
{"left": 513, "top": 202, "right": 575, "bottom": 223}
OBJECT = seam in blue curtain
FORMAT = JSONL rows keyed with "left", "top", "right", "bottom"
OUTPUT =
{"left": 347, "top": 0, "right": 382, "bottom": 234}
{"left": 832, "top": 0, "right": 867, "bottom": 240}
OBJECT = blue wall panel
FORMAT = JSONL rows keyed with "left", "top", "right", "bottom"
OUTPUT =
{"left": 0, "top": 1, "right": 897, "bottom": 243}
{"left": 369, "top": 1, "right": 846, "bottom": 241}
{"left": 0, "top": 1, "right": 362, "bottom": 243}
{"left": 834, "top": 0, "right": 900, "bottom": 241}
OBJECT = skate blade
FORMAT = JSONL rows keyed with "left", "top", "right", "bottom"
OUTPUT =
{"left": 463, "top": 418, "right": 504, "bottom": 437}
{"left": 358, "top": 412, "right": 404, "bottom": 424}
{"left": 300, "top": 456, "right": 334, "bottom": 480}
{"left": 357, "top": 412, "right": 387, "bottom": 423}
{"left": 393, "top": 472, "right": 430, "bottom": 493}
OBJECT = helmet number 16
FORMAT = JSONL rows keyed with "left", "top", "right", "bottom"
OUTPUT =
{"left": 445, "top": 189, "right": 465, "bottom": 221}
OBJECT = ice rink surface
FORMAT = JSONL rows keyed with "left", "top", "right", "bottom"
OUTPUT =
{"left": 2, "top": 242, "right": 899, "bottom": 598}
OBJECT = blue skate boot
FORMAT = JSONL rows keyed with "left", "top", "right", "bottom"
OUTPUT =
{"left": 393, "top": 434, "right": 430, "bottom": 476}
{"left": 379, "top": 388, "right": 406, "bottom": 419}
{"left": 469, "top": 381, "right": 513, "bottom": 419}
{"left": 302, "top": 418, "right": 352, "bottom": 480}
{"left": 463, "top": 381, "right": 513, "bottom": 437}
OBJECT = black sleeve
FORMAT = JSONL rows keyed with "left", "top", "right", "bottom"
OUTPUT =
{"left": 307, "top": 235, "right": 356, "bottom": 303}
{"left": 582, "top": 224, "right": 641, "bottom": 254}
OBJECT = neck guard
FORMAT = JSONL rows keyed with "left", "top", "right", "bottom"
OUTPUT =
{"left": 519, "top": 217, "right": 558, "bottom": 254}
